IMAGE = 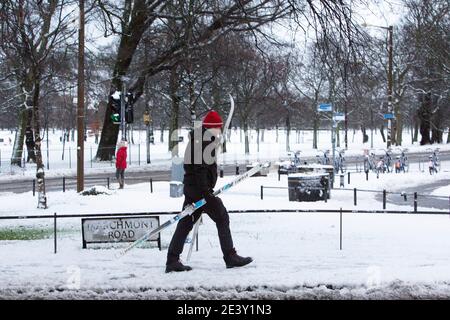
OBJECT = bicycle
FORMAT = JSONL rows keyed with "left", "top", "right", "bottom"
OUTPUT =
{"left": 316, "top": 150, "right": 331, "bottom": 165}
{"left": 381, "top": 148, "right": 393, "bottom": 173}
{"left": 399, "top": 148, "right": 409, "bottom": 173}
{"left": 334, "top": 149, "right": 346, "bottom": 173}
{"left": 427, "top": 148, "right": 440, "bottom": 175}
{"left": 363, "top": 150, "right": 377, "bottom": 173}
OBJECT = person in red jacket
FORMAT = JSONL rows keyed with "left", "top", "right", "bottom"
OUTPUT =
{"left": 115, "top": 139, "right": 128, "bottom": 189}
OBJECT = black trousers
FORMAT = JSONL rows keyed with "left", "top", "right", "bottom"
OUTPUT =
{"left": 166, "top": 186, "right": 234, "bottom": 264}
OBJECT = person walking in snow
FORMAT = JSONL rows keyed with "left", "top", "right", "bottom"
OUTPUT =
{"left": 115, "top": 139, "right": 127, "bottom": 189}
{"left": 165, "top": 110, "right": 253, "bottom": 273}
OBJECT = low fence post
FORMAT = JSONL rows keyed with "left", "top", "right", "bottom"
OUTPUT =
{"left": 90, "top": 146, "right": 93, "bottom": 168}
{"left": 414, "top": 192, "right": 418, "bottom": 212}
{"left": 383, "top": 190, "right": 387, "bottom": 210}
{"left": 366, "top": 171, "right": 369, "bottom": 181}
{"left": 107, "top": 177, "right": 110, "bottom": 190}
{"left": 138, "top": 144, "right": 141, "bottom": 166}
{"left": 236, "top": 164, "right": 239, "bottom": 175}
{"left": 340, "top": 208, "right": 343, "bottom": 250}
{"left": 260, "top": 185, "right": 264, "bottom": 200}
{"left": 150, "top": 178, "right": 153, "bottom": 193}
{"left": 33, "top": 179, "right": 36, "bottom": 197}
{"left": 54, "top": 212, "right": 57, "bottom": 254}
{"left": 278, "top": 169, "right": 280, "bottom": 181}
{"left": 348, "top": 172, "right": 350, "bottom": 185}
{"left": 63, "top": 177, "right": 66, "bottom": 193}
{"left": 354, "top": 188, "right": 357, "bottom": 206}
{"left": 220, "top": 167, "right": 224, "bottom": 178}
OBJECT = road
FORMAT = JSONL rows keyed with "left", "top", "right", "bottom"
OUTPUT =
{"left": 0, "top": 163, "right": 246, "bottom": 194}
{"left": 376, "top": 179, "right": 450, "bottom": 211}
{"left": 1, "top": 150, "right": 450, "bottom": 197}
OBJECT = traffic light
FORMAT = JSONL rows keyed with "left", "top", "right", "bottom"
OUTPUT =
{"left": 125, "top": 92, "right": 134, "bottom": 124}
{"left": 110, "top": 91, "right": 121, "bottom": 124}
{"left": 143, "top": 110, "right": 150, "bottom": 126}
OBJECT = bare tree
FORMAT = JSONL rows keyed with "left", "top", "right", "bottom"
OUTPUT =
{"left": 0, "top": 0, "right": 77, "bottom": 208}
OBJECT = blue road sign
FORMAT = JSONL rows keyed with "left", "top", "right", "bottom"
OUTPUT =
{"left": 383, "top": 113, "right": 394, "bottom": 119}
{"left": 317, "top": 103, "right": 332, "bottom": 112}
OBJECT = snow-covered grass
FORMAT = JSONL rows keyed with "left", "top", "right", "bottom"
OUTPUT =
{"left": 1, "top": 169, "right": 450, "bottom": 298}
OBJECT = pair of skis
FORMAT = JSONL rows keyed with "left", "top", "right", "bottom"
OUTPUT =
{"left": 116, "top": 161, "right": 269, "bottom": 258}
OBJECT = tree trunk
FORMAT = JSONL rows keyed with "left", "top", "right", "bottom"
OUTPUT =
{"left": 418, "top": 92, "right": 432, "bottom": 145}
{"left": 413, "top": 117, "right": 419, "bottom": 143}
{"left": 96, "top": 0, "right": 150, "bottom": 161}
{"left": 243, "top": 121, "right": 250, "bottom": 154}
{"left": 395, "top": 110, "right": 402, "bottom": 146}
{"left": 11, "top": 108, "right": 28, "bottom": 167}
{"left": 25, "top": 106, "right": 37, "bottom": 163}
{"left": 313, "top": 117, "right": 318, "bottom": 149}
{"left": 380, "top": 125, "right": 386, "bottom": 143}
{"left": 285, "top": 114, "right": 290, "bottom": 152}
{"left": 160, "top": 124, "right": 165, "bottom": 143}
{"left": 168, "top": 67, "right": 179, "bottom": 153}
{"left": 256, "top": 126, "right": 260, "bottom": 153}
{"left": 336, "top": 125, "right": 340, "bottom": 147}
{"left": 32, "top": 78, "right": 47, "bottom": 209}
{"left": 362, "top": 126, "right": 369, "bottom": 143}
{"left": 431, "top": 106, "right": 443, "bottom": 144}
{"left": 431, "top": 127, "right": 443, "bottom": 144}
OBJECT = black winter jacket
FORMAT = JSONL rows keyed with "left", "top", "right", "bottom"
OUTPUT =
{"left": 183, "top": 127, "right": 219, "bottom": 198}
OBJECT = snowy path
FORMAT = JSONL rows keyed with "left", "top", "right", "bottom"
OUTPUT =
{"left": 376, "top": 179, "right": 450, "bottom": 211}
{"left": 1, "top": 212, "right": 450, "bottom": 299}
{"left": 1, "top": 172, "right": 450, "bottom": 299}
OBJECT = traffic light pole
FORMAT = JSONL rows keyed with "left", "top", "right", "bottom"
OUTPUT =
{"left": 121, "top": 81, "right": 126, "bottom": 141}
{"left": 144, "top": 109, "right": 151, "bottom": 164}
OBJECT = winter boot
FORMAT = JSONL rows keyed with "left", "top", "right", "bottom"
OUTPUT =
{"left": 165, "top": 260, "right": 192, "bottom": 273}
{"left": 223, "top": 248, "right": 253, "bottom": 269}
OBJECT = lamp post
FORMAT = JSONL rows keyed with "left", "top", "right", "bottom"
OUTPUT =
{"left": 77, "top": 0, "right": 85, "bottom": 192}
{"left": 362, "top": 23, "right": 394, "bottom": 148}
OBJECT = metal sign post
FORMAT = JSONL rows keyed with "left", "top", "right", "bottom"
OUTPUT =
{"left": 144, "top": 109, "right": 151, "bottom": 164}
{"left": 318, "top": 103, "right": 346, "bottom": 179}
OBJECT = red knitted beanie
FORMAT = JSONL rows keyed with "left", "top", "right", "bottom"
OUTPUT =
{"left": 202, "top": 110, "right": 223, "bottom": 129}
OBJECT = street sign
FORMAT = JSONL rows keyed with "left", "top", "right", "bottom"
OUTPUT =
{"left": 333, "top": 112, "right": 345, "bottom": 121}
{"left": 383, "top": 113, "right": 394, "bottom": 119}
{"left": 317, "top": 103, "right": 332, "bottom": 112}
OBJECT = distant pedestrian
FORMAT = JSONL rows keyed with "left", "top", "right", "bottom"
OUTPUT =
{"left": 115, "top": 139, "right": 128, "bottom": 189}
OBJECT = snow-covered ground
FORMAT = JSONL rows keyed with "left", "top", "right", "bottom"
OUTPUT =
{"left": 1, "top": 128, "right": 449, "bottom": 181}
{"left": 1, "top": 169, "right": 450, "bottom": 299}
